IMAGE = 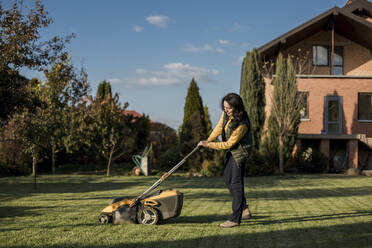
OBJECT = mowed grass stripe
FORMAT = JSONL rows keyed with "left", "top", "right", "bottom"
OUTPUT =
{"left": 1, "top": 174, "right": 372, "bottom": 248}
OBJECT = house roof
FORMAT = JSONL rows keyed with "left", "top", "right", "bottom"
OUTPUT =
{"left": 343, "top": 0, "right": 372, "bottom": 14}
{"left": 123, "top": 110, "right": 143, "bottom": 118}
{"left": 258, "top": 1, "right": 372, "bottom": 60}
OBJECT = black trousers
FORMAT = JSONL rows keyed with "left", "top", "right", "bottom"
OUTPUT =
{"left": 223, "top": 152, "right": 248, "bottom": 224}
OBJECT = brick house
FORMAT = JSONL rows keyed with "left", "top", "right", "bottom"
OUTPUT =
{"left": 258, "top": 0, "right": 372, "bottom": 172}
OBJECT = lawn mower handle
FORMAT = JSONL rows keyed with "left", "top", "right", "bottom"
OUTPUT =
{"left": 129, "top": 145, "right": 200, "bottom": 207}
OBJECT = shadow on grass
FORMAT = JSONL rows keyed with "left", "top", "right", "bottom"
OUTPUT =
{"left": 246, "top": 210, "right": 372, "bottom": 226}
{"left": 184, "top": 186, "right": 372, "bottom": 201}
{"left": 0, "top": 206, "right": 55, "bottom": 218}
{"left": 8, "top": 221, "right": 372, "bottom": 248}
{"left": 166, "top": 210, "right": 372, "bottom": 226}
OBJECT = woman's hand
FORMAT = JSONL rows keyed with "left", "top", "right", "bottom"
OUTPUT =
{"left": 198, "top": 140, "right": 209, "bottom": 148}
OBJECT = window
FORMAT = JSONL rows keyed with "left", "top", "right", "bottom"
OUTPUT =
{"left": 333, "top": 46, "right": 344, "bottom": 75}
{"left": 312, "top": 45, "right": 344, "bottom": 75}
{"left": 325, "top": 96, "right": 343, "bottom": 134}
{"left": 313, "top": 45, "right": 329, "bottom": 66}
{"left": 299, "top": 92, "right": 309, "bottom": 119}
{"left": 358, "top": 93, "right": 372, "bottom": 121}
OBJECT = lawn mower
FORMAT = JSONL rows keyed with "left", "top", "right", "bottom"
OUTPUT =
{"left": 98, "top": 146, "right": 200, "bottom": 225}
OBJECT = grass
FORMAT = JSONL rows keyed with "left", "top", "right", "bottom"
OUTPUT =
{"left": 1, "top": 174, "right": 372, "bottom": 248}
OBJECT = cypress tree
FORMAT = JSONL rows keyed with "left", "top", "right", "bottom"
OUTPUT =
{"left": 203, "top": 105, "right": 212, "bottom": 136}
{"left": 240, "top": 48, "right": 266, "bottom": 150}
{"left": 96, "top": 80, "right": 112, "bottom": 100}
{"left": 181, "top": 78, "right": 205, "bottom": 129}
{"left": 180, "top": 78, "right": 207, "bottom": 172}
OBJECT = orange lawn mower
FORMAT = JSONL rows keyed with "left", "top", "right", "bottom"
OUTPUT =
{"left": 98, "top": 146, "right": 200, "bottom": 225}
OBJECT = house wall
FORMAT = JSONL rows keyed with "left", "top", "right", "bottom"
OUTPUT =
{"left": 280, "top": 30, "right": 372, "bottom": 76}
{"left": 263, "top": 77, "right": 372, "bottom": 138}
{"left": 296, "top": 77, "right": 372, "bottom": 137}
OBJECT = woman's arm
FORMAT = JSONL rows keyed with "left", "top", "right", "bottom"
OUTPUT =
{"left": 207, "top": 112, "right": 224, "bottom": 142}
{"left": 208, "top": 124, "right": 248, "bottom": 150}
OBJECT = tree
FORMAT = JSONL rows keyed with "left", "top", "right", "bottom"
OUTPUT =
{"left": 96, "top": 80, "right": 112, "bottom": 100}
{"left": 0, "top": 1, "right": 74, "bottom": 122}
{"left": 269, "top": 53, "right": 301, "bottom": 173}
{"left": 203, "top": 105, "right": 213, "bottom": 136}
{"left": 92, "top": 81, "right": 139, "bottom": 176}
{"left": 0, "top": 0, "right": 74, "bottom": 71}
{"left": 43, "top": 56, "right": 90, "bottom": 173}
{"left": 0, "top": 70, "right": 29, "bottom": 122}
{"left": 240, "top": 48, "right": 266, "bottom": 150}
{"left": 148, "top": 122, "right": 178, "bottom": 170}
{"left": 180, "top": 78, "right": 207, "bottom": 172}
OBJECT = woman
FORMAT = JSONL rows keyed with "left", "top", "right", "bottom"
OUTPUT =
{"left": 198, "top": 93, "right": 252, "bottom": 228}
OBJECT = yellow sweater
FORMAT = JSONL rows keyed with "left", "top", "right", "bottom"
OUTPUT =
{"left": 207, "top": 112, "right": 248, "bottom": 150}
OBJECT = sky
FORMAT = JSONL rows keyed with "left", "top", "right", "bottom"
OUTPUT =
{"left": 4, "top": 0, "right": 346, "bottom": 130}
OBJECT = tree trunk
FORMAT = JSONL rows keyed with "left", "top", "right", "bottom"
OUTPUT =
{"left": 106, "top": 148, "right": 114, "bottom": 177}
{"left": 32, "top": 155, "right": 37, "bottom": 177}
{"left": 279, "top": 136, "right": 284, "bottom": 174}
{"left": 52, "top": 145, "right": 56, "bottom": 174}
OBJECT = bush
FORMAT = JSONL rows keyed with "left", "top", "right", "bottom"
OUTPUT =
{"left": 201, "top": 150, "right": 225, "bottom": 177}
{"left": 245, "top": 150, "right": 277, "bottom": 176}
{"left": 286, "top": 147, "right": 328, "bottom": 173}
{"left": 155, "top": 145, "right": 182, "bottom": 171}
{"left": 0, "top": 162, "right": 29, "bottom": 176}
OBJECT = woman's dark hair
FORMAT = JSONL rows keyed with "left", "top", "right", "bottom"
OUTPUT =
{"left": 221, "top": 93, "right": 248, "bottom": 130}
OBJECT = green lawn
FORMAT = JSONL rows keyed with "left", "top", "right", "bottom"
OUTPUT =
{"left": 1, "top": 174, "right": 372, "bottom": 248}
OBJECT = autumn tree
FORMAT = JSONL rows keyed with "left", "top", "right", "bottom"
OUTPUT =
{"left": 0, "top": 0, "right": 74, "bottom": 121}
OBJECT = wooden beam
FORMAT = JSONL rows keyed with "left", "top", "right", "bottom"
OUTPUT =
{"left": 331, "top": 17, "right": 335, "bottom": 75}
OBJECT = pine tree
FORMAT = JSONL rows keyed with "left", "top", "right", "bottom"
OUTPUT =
{"left": 240, "top": 48, "right": 266, "bottom": 150}
{"left": 180, "top": 78, "right": 207, "bottom": 172}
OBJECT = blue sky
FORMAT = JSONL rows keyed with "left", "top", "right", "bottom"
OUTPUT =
{"left": 7, "top": 0, "right": 346, "bottom": 129}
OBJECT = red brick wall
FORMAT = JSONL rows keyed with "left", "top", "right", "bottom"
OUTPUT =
{"left": 279, "top": 30, "right": 372, "bottom": 76}
{"left": 263, "top": 77, "right": 372, "bottom": 138}
{"left": 262, "top": 31, "right": 372, "bottom": 138}
{"left": 297, "top": 77, "right": 372, "bottom": 137}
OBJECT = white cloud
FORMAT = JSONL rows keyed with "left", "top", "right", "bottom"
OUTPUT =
{"left": 108, "top": 78, "right": 121, "bottom": 84}
{"left": 183, "top": 44, "right": 213, "bottom": 53}
{"left": 216, "top": 48, "right": 224, "bottom": 54}
{"left": 133, "top": 25, "right": 144, "bottom": 32}
{"left": 121, "top": 63, "right": 219, "bottom": 88}
{"left": 146, "top": 15, "right": 172, "bottom": 28}
{"left": 183, "top": 44, "right": 225, "bottom": 54}
{"left": 218, "top": 39, "right": 230, "bottom": 45}
{"left": 230, "top": 22, "right": 249, "bottom": 32}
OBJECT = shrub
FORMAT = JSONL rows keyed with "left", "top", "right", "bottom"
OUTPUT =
{"left": 286, "top": 147, "right": 328, "bottom": 173}
{"left": 201, "top": 160, "right": 216, "bottom": 177}
{"left": 0, "top": 162, "right": 29, "bottom": 176}
{"left": 155, "top": 145, "right": 182, "bottom": 172}
{"left": 245, "top": 150, "right": 277, "bottom": 176}
{"left": 201, "top": 150, "right": 225, "bottom": 177}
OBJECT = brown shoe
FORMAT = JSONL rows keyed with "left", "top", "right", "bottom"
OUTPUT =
{"left": 241, "top": 208, "right": 252, "bottom": 220}
{"left": 219, "top": 220, "right": 239, "bottom": 228}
